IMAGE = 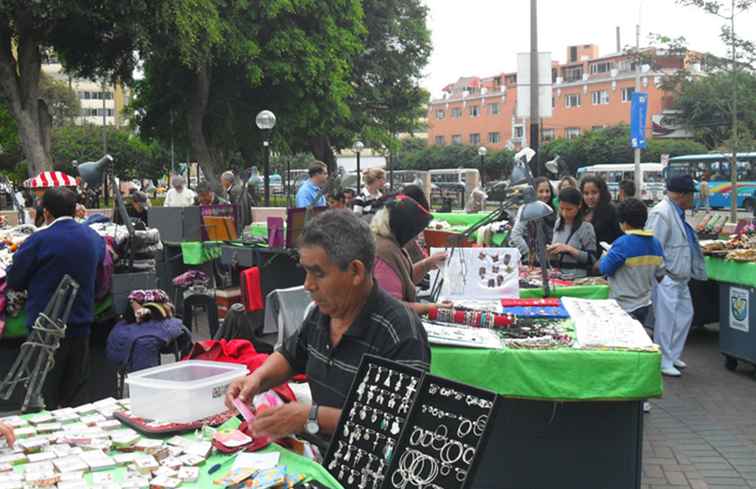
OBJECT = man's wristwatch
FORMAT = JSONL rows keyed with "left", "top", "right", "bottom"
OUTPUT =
{"left": 305, "top": 404, "right": 320, "bottom": 435}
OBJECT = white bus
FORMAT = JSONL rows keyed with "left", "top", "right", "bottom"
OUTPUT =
{"left": 576, "top": 163, "right": 664, "bottom": 202}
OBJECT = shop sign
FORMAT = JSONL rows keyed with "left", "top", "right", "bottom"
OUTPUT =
{"left": 729, "top": 287, "right": 750, "bottom": 333}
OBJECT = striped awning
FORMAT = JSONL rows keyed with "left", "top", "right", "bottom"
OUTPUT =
{"left": 24, "top": 171, "right": 78, "bottom": 189}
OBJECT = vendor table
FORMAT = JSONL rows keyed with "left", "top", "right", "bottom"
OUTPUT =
{"left": 432, "top": 315, "right": 660, "bottom": 488}
{"left": 11, "top": 411, "right": 341, "bottom": 489}
{"left": 705, "top": 256, "right": 756, "bottom": 288}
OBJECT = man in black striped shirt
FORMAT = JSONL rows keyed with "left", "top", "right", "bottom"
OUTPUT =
{"left": 226, "top": 210, "right": 429, "bottom": 439}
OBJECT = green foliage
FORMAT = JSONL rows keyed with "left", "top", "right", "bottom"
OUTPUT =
{"left": 661, "top": 71, "right": 756, "bottom": 149}
{"left": 0, "top": 100, "right": 21, "bottom": 173}
{"left": 39, "top": 74, "right": 81, "bottom": 127}
{"left": 392, "top": 139, "right": 514, "bottom": 180}
{"left": 540, "top": 126, "right": 708, "bottom": 173}
{"left": 50, "top": 125, "right": 168, "bottom": 180}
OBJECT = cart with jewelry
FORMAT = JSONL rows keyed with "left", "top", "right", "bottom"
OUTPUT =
{"left": 323, "top": 355, "right": 497, "bottom": 489}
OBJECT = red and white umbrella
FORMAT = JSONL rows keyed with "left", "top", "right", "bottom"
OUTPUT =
{"left": 23, "top": 171, "right": 78, "bottom": 189}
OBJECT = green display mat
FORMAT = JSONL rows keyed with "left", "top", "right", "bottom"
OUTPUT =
{"left": 705, "top": 256, "right": 756, "bottom": 288}
{"left": 181, "top": 241, "right": 223, "bottom": 265}
{"left": 431, "top": 345, "right": 662, "bottom": 401}
{"left": 520, "top": 285, "right": 609, "bottom": 300}
{"left": 3, "top": 296, "right": 114, "bottom": 339}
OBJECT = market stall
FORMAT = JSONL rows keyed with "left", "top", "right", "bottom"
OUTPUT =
{"left": 0, "top": 399, "right": 341, "bottom": 489}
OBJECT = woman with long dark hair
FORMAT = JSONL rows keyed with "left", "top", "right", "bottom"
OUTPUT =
{"left": 509, "top": 177, "right": 556, "bottom": 263}
{"left": 579, "top": 175, "right": 623, "bottom": 259}
{"left": 547, "top": 187, "right": 597, "bottom": 278}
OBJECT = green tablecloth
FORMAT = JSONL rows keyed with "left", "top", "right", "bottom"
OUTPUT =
{"left": 431, "top": 345, "right": 662, "bottom": 401}
{"left": 520, "top": 284, "right": 609, "bottom": 300}
{"left": 181, "top": 241, "right": 223, "bottom": 265}
{"left": 705, "top": 256, "right": 756, "bottom": 288}
{"left": 3, "top": 296, "right": 114, "bottom": 339}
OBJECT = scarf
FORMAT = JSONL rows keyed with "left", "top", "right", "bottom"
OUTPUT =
{"left": 386, "top": 195, "right": 432, "bottom": 248}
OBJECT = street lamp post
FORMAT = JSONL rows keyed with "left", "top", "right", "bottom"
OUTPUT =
{"left": 353, "top": 140, "right": 364, "bottom": 193}
{"left": 478, "top": 146, "right": 487, "bottom": 187}
{"left": 255, "top": 110, "right": 276, "bottom": 207}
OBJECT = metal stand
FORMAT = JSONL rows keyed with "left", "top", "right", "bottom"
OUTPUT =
{"left": 0, "top": 275, "right": 79, "bottom": 412}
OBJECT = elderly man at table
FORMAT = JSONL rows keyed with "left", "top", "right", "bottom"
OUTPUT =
{"left": 295, "top": 161, "right": 328, "bottom": 208}
{"left": 646, "top": 175, "right": 707, "bottom": 377}
{"left": 220, "top": 171, "right": 243, "bottom": 206}
{"left": 164, "top": 175, "right": 196, "bottom": 207}
{"left": 226, "top": 209, "right": 430, "bottom": 439}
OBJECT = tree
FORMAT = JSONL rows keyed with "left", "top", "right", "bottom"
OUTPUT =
{"left": 51, "top": 125, "right": 167, "bottom": 181}
{"left": 132, "top": 0, "right": 364, "bottom": 193}
{"left": 0, "top": 2, "right": 149, "bottom": 175}
{"left": 0, "top": 98, "right": 21, "bottom": 173}
{"left": 540, "top": 125, "right": 707, "bottom": 173}
{"left": 314, "top": 0, "right": 432, "bottom": 167}
{"left": 39, "top": 74, "right": 80, "bottom": 128}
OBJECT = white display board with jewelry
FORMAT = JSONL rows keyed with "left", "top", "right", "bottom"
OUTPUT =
{"left": 384, "top": 375, "right": 498, "bottom": 489}
{"left": 433, "top": 247, "right": 521, "bottom": 301}
{"left": 323, "top": 356, "right": 424, "bottom": 489}
{"left": 562, "top": 298, "right": 656, "bottom": 351}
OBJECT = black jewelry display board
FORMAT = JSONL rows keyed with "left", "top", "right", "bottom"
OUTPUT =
{"left": 323, "top": 355, "right": 498, "bottom": 489}
{"left": 324, "top": 356, "right": 424, "bottom": 489}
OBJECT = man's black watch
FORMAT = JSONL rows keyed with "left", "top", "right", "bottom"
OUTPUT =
{"left": 305, "top": 404, "right": 320, "bottom": 435}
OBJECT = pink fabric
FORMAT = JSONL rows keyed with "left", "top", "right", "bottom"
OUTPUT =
{"left": 373, "top": 257, "right": 403, "bottom": 300}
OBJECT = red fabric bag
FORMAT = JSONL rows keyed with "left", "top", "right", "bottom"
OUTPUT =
{"left": 240, "top": 267, "right": 264, "bottom": 312}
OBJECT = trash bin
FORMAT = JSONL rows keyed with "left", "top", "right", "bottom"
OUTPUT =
{"left": 718, "top": 282, "right": 756, "bottom": 371}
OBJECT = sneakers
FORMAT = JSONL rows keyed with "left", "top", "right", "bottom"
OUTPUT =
{"left": 674, "top": 359, "right": 688, "bottom": 369}
{"left": 643, "top": 401, "right": 651, "bottom": 413}
{"left": 661, "top": 366, "right": 682, "bottom": 377}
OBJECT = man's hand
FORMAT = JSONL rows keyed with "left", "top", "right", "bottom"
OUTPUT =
{"left": 225, "top": 375, "right": 261, "bottom": 410}
{"left": 0, "top": 422, "right": 15, "bottom": 448}
{"left": 250, "top": 402, "right": 309, "bottom": 439}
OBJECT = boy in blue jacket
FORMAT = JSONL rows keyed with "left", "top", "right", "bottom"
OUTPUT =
{"left": 599, "top": 198, "right": 664, "bottom": 325}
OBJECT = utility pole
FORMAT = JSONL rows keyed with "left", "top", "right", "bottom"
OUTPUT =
{"left": 529, "top": 0, "right": 540, "bottom": 176}
{"left": 633, "top": 24, "right": 641, "bottom": 189}
{"left": 729, "top": 0, "right": 738, "bottom": 222}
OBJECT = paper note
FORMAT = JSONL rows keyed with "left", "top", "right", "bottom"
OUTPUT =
{"left": 231, "top": 452, "right": 280, "bottom": 471}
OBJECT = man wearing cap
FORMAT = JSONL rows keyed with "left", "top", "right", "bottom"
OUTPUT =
{"left": 114, "top": 191, "right": 149, "bottom": 226}
{"left": 646, "top": 175, "right": 707, "bottom": 377}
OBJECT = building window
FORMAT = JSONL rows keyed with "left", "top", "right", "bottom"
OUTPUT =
{"left": 487, "top": 103, "right": 499, "bottom": 115}
{"left": 621, "top": 87, "right": 635, "bottom": 102}
{"left": 469, "top": 105, "right": 480, "bottom": 117}
{"left": 566, "top": 127, "right": 581, "bottom": 139}
{"left": 591, "top": 90, "right": 609, "bottom": 105}
{"left": 591, "top": 125, "right": 606, "bottom": 131}
{"left": 451, "top": 134, "right": 462, "bottom": 144}
{"left": 564, "top": 94, "right": 581, "bottom": 108}
{"left": 436, "top": 109, "right": 445, "bottom": 120}
{"left": 542, "top": 128, "right": 555, "bottom": 142}
{"left": 451, "top": 107, "right": 462, "bottom": 118}
{"left": 434, "top": 136, "right": 445, "bottom": 145}
{"left": 563, "top": 66, "right": 583, "bottom": 82}
{"left": 590, "top": 61, "right": 613, "bottom": 74}
{"left": 513, "top": 125, "right": 525, "bottom": 139}
{"left": 488, "top": 132, "right": 501, "bottom": 144}
{"left": 469, "top": 133, "right": 481, "bottom": 145}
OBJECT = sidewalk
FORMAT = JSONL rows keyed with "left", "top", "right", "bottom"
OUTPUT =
{"left": 643, "top": 325, "right": 756, "bottom": 489}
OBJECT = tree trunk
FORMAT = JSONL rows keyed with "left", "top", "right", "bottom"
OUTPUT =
{"left": 186, "top": 61, "right": 221, "bottom": 193}
{"left": 0, "top": 24, "right": 53, "bottom": 176}
{"left": 309, "top": 135, "right": 337, "bottom": 174}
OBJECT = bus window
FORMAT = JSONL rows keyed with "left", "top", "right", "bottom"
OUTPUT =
{"left": 644, "top": 171, "right": 663, "bottom": 183}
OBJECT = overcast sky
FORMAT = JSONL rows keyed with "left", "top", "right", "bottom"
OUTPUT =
{"left": 421, "top": 0, "right": 756, "bottom": 97}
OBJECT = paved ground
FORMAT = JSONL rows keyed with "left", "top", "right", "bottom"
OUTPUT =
{"left": 643, "top": 324, "right": 756, "bottom": 489}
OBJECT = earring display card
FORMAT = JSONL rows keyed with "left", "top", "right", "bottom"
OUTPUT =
{"left": 383, "top": 376, "right": 498, "bottom": 489}
{"left": 323, "top": 355, "right": 424, "bottom": 489}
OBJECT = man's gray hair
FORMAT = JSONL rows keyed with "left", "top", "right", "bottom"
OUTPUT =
{"left": 171, "top": 175, "right": 185, "bottom": 187}
{"left": 300, "top": 209, "right": 375, "bottom": 272}
{"left": 221, "top": 171, "right": 235, "bottom": 184}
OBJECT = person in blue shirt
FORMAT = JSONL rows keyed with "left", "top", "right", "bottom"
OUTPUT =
{"left": 7, "top": 187, "right": 106, "bottom": 408}
{"left": 295, "top": 161, "right": 329, "bottom": 208}
{"left": 599, "top": 198, "right": 665, "bottom": 325}
{"left": 645, "top": 175, "right": 706, "bottom": 377}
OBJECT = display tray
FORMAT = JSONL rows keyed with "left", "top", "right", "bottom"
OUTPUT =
{"left": 384, "top": 375, "right": 498, "bottom": 489}
{"left": 113, "top": 409, "right": 236, "bottom": 436}
{"left": 323, "top": 355, "right": 497, "bottom": 489}
{"left": 323, "top": 356, "right": 424, "bottom": 489}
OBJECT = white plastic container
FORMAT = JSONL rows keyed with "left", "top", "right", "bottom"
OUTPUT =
{"left": 125, "top": 360, "right": 248, "bottom": 423}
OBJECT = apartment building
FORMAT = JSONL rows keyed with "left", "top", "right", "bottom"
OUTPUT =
{"left": 427, "top": 44, "right": 698, "bottom": 150}
{"left": 41, "top": 52, "right": 129, "bottom": 127}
